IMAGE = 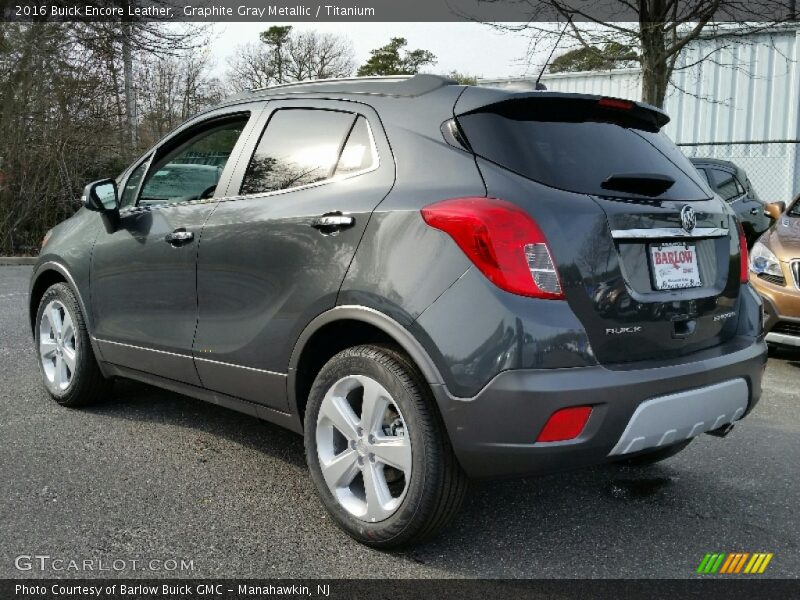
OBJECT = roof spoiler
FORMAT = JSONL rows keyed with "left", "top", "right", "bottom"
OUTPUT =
{"left": 456, "top": 89, "right": 670, "bottom": 129}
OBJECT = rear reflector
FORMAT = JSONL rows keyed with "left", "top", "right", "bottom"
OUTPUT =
{"left": 737, "top": 221, "right": 749, "bottom": 283}
{"left": 421, "top": 197, "right": 564, "bottom": 299}
{"left": 536, "top": 406, "right": 593, "bottom": 442}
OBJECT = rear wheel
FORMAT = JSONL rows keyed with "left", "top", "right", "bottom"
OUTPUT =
{"left": 35, "top": 283, "right": 110, "bottom": 407}
{"left": 304, "top": 344, "right": 467, "bottom": 548}
{"left": 613, "top": 439, "right": 692, "bottom": 466}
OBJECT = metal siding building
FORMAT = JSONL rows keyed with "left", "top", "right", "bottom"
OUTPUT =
{"left": 480, "top": 28, "right": 800, "bottom": 202}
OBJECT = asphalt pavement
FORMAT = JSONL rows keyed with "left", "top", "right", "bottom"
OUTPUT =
{"left": 1, "top": 265, "right": 798, "bottom": 578}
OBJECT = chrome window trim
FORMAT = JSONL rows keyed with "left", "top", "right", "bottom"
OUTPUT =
{"left": 93, "top": 338, "right": 287, "bottom": 377}
{"left": 611, "top": 227, "right": 729, "bottom": 240}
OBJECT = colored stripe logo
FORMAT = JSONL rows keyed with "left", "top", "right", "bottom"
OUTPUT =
{"left": 697, "top": 553, "right": 773, "bottom": 574}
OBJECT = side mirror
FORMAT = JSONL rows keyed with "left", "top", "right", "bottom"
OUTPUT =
{"left": 82, "top": 179, "right": 119, "bottom": 212}
{"left": 764, "top": 201, "right": 786, "bottom": 220}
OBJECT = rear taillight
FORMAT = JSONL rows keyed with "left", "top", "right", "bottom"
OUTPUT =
{"left": 737, "top": 221, "right": 748, "bottom": 283}
{"left": 421, "top": 197, "right": 564, "bottom": 299}
{"left": 536, "top": 406, "right": 593, "bottom": 443}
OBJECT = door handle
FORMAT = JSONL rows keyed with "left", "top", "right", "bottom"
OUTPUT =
{"left": 165, "top": 229, "right": 194, "bottom": 245}
{"left": 311, "top": 213, "right": 355, "bottom": 234}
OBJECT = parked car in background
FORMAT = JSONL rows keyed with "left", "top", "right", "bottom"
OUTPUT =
{"left": 750, "top": 195, "right": 800, "bottom": 348}
{"left": 30, "top": 76, "right": 765, "bottom": 548}
{"left": 690, "top": 158, "right": 771, "bottom": 246}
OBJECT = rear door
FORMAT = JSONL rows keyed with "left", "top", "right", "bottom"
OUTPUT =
{"left": 193, "top": 100, "right": 394, "bottom": 409}
{"left": 455, "top": 92, "right": 744, "bottom": 364}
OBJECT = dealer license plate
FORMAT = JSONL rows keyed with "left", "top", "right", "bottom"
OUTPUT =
{"left": 649, "top": 242, "right": 702, "bottom": 290}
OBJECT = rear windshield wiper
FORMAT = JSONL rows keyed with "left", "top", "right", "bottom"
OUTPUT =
{"left": 601, "top": 173, "right": 676, "bottom": 197}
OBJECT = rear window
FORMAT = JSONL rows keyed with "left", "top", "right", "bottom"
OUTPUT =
{"left": 457, "top": 98, "right": 711, "bottom": 201}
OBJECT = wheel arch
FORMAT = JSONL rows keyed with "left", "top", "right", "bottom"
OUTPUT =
{"left": 29, "top": 262, "right": 90, "bottom": 336}
{"left": 287, "top": 306, "right": 444, "bottom": 426}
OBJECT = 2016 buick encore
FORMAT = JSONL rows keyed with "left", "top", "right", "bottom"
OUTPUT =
{"left": 30, "top": 75, "right": 766, "bottom": 547}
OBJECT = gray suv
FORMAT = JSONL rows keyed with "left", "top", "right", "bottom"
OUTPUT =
{"left": 30, "top": 75, "right": 766, "bottom": 547}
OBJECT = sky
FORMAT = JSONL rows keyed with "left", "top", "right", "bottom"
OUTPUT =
{"left": 208, "top": 22, "right": 542, "bottom": 80}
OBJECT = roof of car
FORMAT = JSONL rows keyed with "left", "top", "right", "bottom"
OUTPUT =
{"left": 224, "top": 74, "right": 459, "bottom": 104}
{"left": 203, "top": 74, "right": 670, "bottom": 129}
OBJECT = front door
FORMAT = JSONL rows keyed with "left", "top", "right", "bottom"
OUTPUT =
{"left": 91, "top": 108, "right": 261, "bottom": 384}
{"left": 194, "top": 101, "right": 395, "bottom": 409}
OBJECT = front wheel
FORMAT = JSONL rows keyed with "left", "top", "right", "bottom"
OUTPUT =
{"left": 34, "top": 283, "right": 110, "bottom": 407}
{"left": 304, "top": 344, "right": 467, "bottom": 548}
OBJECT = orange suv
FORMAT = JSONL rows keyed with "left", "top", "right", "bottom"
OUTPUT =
{"left": 750, "top": 195, "right": 800, "bottom": 348}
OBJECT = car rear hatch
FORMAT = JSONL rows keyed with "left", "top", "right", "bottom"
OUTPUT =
{"left": 453, "top": 89, "right": 744, "bottom": 365}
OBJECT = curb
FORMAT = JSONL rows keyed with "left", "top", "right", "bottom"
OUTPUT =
{"left": 0, "top": 257, "right": 37, "bottom": 265}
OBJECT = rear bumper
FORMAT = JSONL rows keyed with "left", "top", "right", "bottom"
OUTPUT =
{"left": 432, "top": 336, "right": 766, "bottom": 479}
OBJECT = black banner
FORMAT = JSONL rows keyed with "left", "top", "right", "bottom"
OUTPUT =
{"left": 3, "top": 579, "right": 800, "bottom": 600}
{"left": 2, "top": 0, "right": 799, "bottom": 22}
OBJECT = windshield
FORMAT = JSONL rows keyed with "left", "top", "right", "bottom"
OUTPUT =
{"left": 457, "top": 98, "right": 711, "bottom": 201}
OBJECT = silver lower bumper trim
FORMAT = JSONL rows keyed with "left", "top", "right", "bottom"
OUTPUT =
{"left": 608, "top": 379, "right": 749, "bottom": 456}
{"left": 765, "top": 332, "right": 800, "bottom": 347}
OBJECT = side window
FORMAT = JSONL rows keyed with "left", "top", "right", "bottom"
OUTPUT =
{"left": 119, "top": 158, "right": 149, "bottom": 209}
{"left": 240, "top": 109, "right": 356, "bottom": 196}
{"left": 334, "top": 116, "right": 378, "bottom": 177}
{"left": 708, "top": 168, "right": 744, "bottom": 201}
{"left": 696, "top": 167, "right": 711, "bottom": 186}
{"left": 138, "top": 116, "right": 249, "bottom": 206}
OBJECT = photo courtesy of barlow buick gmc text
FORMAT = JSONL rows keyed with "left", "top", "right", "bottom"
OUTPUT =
{"left": 0, "top": 1, "right": 798, "bottom": 598}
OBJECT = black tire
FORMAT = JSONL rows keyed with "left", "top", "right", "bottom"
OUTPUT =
{"left": 613, "top": 439, "right": 692, "bottom": 467}
{"left": 304, "top": 344, "right": 467, "bottom": 548}
{"left": 34, "top": 283, "right": 110, "bottom": 407}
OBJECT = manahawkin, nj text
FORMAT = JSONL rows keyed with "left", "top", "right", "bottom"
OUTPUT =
{"left": 33, "top": 4, "right": 376, "bottom": 18}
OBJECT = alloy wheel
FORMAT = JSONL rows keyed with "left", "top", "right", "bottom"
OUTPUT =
{"left": 315, "top": 375, "right": 412, "bottom": 522}
{"left": 39, "top": 300, "right": 77, "bottom": 391}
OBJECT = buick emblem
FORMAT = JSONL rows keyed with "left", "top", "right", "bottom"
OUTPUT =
{"left": 680, "top": 205, "right": 697, "bottom": 233}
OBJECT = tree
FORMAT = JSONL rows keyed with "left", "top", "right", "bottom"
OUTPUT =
{"left": 136, "top": 52, "right": 222, "bottom": 146}
{"left": 447, "top": 70, "right": 479, "bottom": 85}
{"left": 226, "top": 27, "right": 355, "bottom": 92}
{"left": 225, "top": 42, "right": 274, "bottom": 92}
{"left": 260, "top": 26, "right": 292, "bottom": 84}
{"left": 487, "top": 1, "right": 797, "bottom": 108}
{"left": 357, "top": 37, "right": 436, "bottom": 76}
{"left": 285, "top": 30, "right": 355, "bottom": 81}
{"left": 75, "top": 19, "right": 210, "bottom": 152}
{"left": 0, "top": 22, "right": 219, "bottom": 255}
{"left": 550, "top": 42, "right": 638, "bottom": 73}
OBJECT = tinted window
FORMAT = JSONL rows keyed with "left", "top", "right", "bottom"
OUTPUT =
{"left": 120, "top": 158, "right": 149, "bottom": 209}
{"left": 708, "top": 168, "right": 744, "bottom": 201}
{"left": 334, "top": 116, "right": 378, "bottom": 176}
{"left": 788, "top": 195, "right": 800, "bottom": 217}
{"left": 139, "top": 118, "right": 248, "bottom": 205}
{"left": 240, "top": 109, "right": 356, "bottom": 195}
{"left": 457, "top": 99, "right": 710, "bottom": 200}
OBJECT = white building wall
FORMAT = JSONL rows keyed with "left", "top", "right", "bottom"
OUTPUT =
{"left": 479, "top": 28, "right": 800, "bottom": 200}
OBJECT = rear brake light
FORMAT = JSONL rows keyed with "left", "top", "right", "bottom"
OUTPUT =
{"left": 737, "top": 221, "right": 748, "bottom": 283}
{"left": 598, "top": 97, "right": 634, "bottom": 111}
{"left": 421, "top": 197, "right": 564, "bottom": 299}
{"left": 536, "top": 406, "right": 593, "bottom": 442}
